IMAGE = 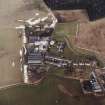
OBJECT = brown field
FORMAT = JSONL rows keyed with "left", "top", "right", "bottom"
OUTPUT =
{"left": 54, "top": 10, "right": 105, "bottom": 61}
{"left": 74, "top": 19, "right": 105, "bottom": 58}
{"left": 54, "top": 10, "right": 88, "bottom": 23}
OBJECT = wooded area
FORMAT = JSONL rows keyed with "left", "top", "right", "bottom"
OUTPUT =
{"left": 44, "top": 0, "right": 105, "bottom": 21}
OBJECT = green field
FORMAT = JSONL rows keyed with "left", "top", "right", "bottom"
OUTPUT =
{"left": 54, "top": 22, "right": 77, "bottom": 37}
{"left": 0, "top": 75, "right": 103, "bottom": 105}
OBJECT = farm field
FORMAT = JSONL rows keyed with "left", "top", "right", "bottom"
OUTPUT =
{"left": 0, "top": 0, "right": 105, "bottom": 105}
{"left": 0, "top": 0, "right": 48, "bottom": 86}
{"left": 53, "top": 22, "right": 104, "bottom": 67}
{"left": 74, "top": 19, "right": 105, "bottom": 60}
{"left": 0, "top": 75, "right": 103, "bottom": 105}
{"left": 53, "top": 10, "right": 105, "bottom": 67}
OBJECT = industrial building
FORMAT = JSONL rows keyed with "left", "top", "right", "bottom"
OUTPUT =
{"left": 81, "top": 69, "right": 105, "bottom": 96}
{"left": 17, "top": 12, "right": 105, "bottom": 97}
{"left": 18, "top": 14, "right": 58, "bottom": 83}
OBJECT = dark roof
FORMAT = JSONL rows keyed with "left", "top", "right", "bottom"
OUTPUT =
{"left": 25, "top": 25, "right": 54, "bottom": 37}
{"left": 83, "top": 80, "right": 93, "bottom": 92}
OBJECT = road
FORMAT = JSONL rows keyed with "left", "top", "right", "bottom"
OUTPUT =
{"left": 0, "top": 0, "right": 39, "bottom": 86}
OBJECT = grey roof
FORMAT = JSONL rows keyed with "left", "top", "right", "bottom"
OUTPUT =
{"left": 28, "top": 52, "right": 43, "bottom": 64}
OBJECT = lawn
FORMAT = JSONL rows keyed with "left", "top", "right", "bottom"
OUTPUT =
{"left": 54, "top": 22, "right": 77, "bottom": 37}
{"left": 50, "top": 22, "right": 77, "bottom": 58}
{"left": 0, "top": 75, "right": 102, "bottom": 105}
